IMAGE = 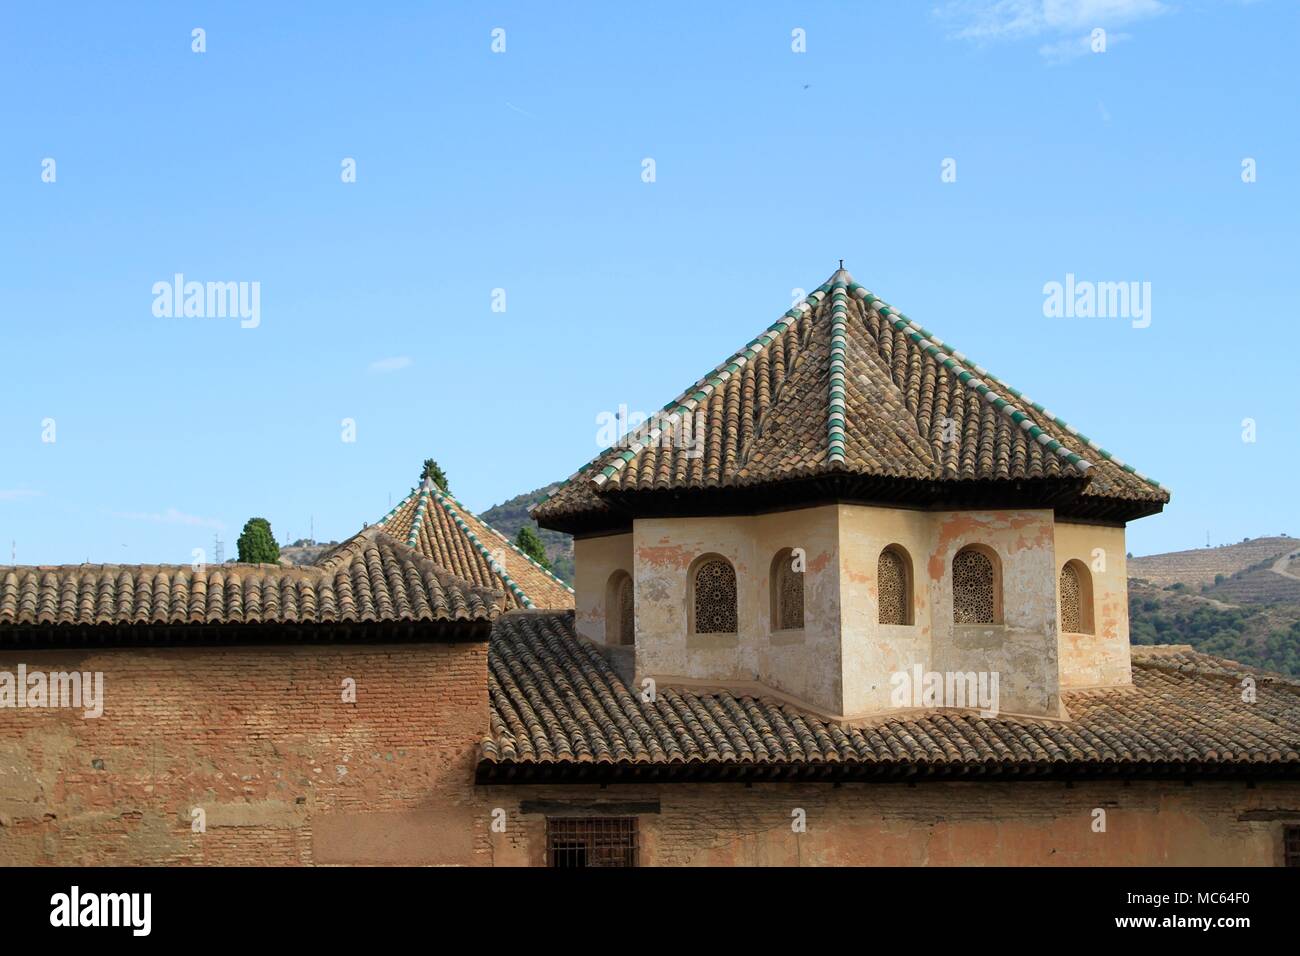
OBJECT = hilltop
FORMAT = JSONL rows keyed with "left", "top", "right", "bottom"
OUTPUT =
{"left": 480, "top": 489, "right": 574, "bottom": 583}
{"left": 1129, "top": 535, "right": 1299, "bottom": 591}
{"left": 1129, "top": 535, "right": 1300, "bottom": 676}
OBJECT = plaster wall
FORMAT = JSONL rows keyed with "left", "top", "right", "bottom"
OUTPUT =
{"left": 631, "top": 507, "right": 842, "bottom": 715}
{"left": 1055, "top": 522, "right": 1132, "bottom": 689}
{"left": 573, "top": 533, "right": 633, "bottom": 646}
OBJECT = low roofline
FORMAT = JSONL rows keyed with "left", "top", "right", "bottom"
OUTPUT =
{"left": 0, "top": 617, "right": 494, "bottom": 650}
{"left": 476, "top": 756, "right": 1300, "bottom": 786}
{"left": 537, "top": 473, "right": 1162, "bottom": 537}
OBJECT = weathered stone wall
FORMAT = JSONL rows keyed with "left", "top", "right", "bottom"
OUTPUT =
{"left": 631, "top": 508, "right": 842, "bottom": 716}
{"left": 838, "top": 504, "right": 934, "bottom": 717}
{"left": 924, "top": 510, "right": 1061, "bottom": 718}
{"left": 1055, "top": 522, "right": 1132, "bottom": 689}
{"left": 484, "top": 780, "right": 1300, "bottom": 867}
{"left": 597, "top": 505, "right": 1123, "bottom": 720}
{"left": 0, "top": 642, "right": 490, "bottom": 866}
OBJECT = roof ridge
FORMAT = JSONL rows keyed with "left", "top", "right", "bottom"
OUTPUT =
{"left": 423, "top": 484, "right": 536, "bottom": 609}
{"left": 848, "top": 281, "right": 1166, "bottom": 492}
{"left": 827, "top": 276, "right": 850, "bottom": 465}
{"left": 374, "top": 486, "right": 420, "bottom": 532}
{"left": 533, "top": 279, "right": 836, "bottom": 507}
{"left": 737, "top": 297, "right": 821, "bottom": 469}
{"left": 438, "top": 488, "right": 574, "bottom": 595}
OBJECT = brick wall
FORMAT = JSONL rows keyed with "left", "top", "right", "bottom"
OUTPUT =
{"left": 0, "top": 642, "right": 491, "bottom": 865}
{"left": 4, "top": 643, "right": 1295, "bottom": 866}
{"left": 484, "top": 781, "right": 1300, "bottom": 866}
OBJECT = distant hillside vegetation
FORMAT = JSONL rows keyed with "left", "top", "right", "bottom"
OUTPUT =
{"left": 1129, "top": 535, "right": 1300, "bottom": 677}
{"left": 481, "top": 488, "right": 574, "bottom": 584}
{"left": 1128, "top": 536, "right": 1297, "bottom": 589}
{"left": 278, "top": 539, "right": 339, "bottom": 566}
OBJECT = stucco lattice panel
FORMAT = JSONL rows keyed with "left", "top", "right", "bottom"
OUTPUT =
{"left": 617, "top": 574, "right": 635, "bottom": 645}
{"left": 694, "top": 560, "right": 738, "bottom": 634}
{"left": 878, "top": 549, "right": 908, "bottom": 625}
{"left": 953, "top": 549, "right": 995, "bottom": 624}
{"left": 1060, "top": 564, "right": 1081, "bottom": 633}
{"left": 777, "top": 562, "right": 804, "bottom": 630}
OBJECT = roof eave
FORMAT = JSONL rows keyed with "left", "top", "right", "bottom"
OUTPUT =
{"left": 475, "top": 756, "right": 1300, "bottom": 785}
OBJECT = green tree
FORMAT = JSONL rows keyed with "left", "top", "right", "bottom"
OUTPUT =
{"left": 420, "top": 458, "right": 450, "bottom": 494}
{"left": 237, "top": 517, "right": 280, "bottom": 564}
{"left": 515, "top": 524, "right": 550, "bottom": 570}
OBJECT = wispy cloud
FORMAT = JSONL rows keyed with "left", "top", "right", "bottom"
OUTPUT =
{"left": 106, "top": 507, "right": 224, "bottom": 529}
{"left": 937, "top": 0, "right": 1166, "bottom": 58}
{"left": 0, "top": 489, "right": 43, "bottom": 501}
{"left": 1038, "top": 29, "right": 1132, "bottom": 61}
{"left": 368, "top": 356, "right": 413, "bottom": 373}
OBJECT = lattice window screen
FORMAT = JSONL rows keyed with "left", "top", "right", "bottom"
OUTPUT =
{"left": 953, "top": 549, "right": 995, "bottom": 624}
{"left": 1059, "top": 564, "right": 1081, "bottom": 633}
{"left": 617, "top": 574, "right": 635, "bottom": 645}
{"left": 878, "top": 548, "right": 908, "bottom": 625}
{"left": 776, "top": 559, "right": 804, "bottom": 630}
{"left": 694, "top": 559, "right": 738, "bottom": 633}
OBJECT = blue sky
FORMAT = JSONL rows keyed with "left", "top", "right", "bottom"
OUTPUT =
{"left": 1, "top": 1, "right": 1296, "bottom": 565}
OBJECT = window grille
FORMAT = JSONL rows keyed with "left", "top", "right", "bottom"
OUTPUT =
{"left": 547, "top": 817, "right": 639, "bottom": 868}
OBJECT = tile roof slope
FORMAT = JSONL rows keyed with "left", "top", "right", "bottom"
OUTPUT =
{"left": 0, "top": 528, "right": 501, "bottom": 632}
{"left": 479, "top": 613, "right": 1300, "bottom": 779}
{"left": 376, "top": 478, "right": 574, "bottom": 611}
{"left": 534, "top": 267, "right": 1168, "bottom": 522}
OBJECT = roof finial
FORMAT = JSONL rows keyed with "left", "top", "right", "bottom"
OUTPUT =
{"left": 839, "top": 258, "right": 844, "bottom": 270}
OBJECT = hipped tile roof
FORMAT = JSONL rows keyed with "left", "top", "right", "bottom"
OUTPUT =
{"left": 375, "top": 478, "right": 574, "bottom": 611}
{"left": 0, "top": 528, "right": 501, "bottom": 637}
{"left": 479, "top": 613, "right": 1300, "bottom": 781}
{"left": 534, "top": 268, "right": 1169, "bottom": 525}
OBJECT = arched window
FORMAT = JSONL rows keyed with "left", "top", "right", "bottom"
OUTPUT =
{"left": 878, "top": 546, "right": 912, "bottom": 625}
{"left": 953, "top": 546, "right": 1000, "bottom": 624}
{"left": 605, "top": 570, "right": 635, "bottom": 646}
{"left": 770, "top": 549, "right": 804, "bottom": 631}
{"left": 692, "top": 555, "right": 738, "bottom": 634}
{"left": 1059, "top": 560, "right": 1094, "bottom": 634}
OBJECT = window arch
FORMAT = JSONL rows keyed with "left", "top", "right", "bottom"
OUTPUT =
{"left": 691, "top": 555, "right": 738, "bottom": 634}
{"left": 1059, "top": 559, "right": 1094, "bottom": 634}
{"left": 770, "top": 549, "right": 804, "bottom": 631}
{"left": 878, "top": 546, "right": 912, "bottom": 625}
{"left": 605, "top": 570, "right": 635, "bottom": 646}
{"left": 953, "top": 546, "right": 1001, "bottom": 624}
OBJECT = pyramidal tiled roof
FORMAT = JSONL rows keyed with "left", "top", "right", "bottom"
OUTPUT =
{"left": 479, "top": 613, "right": 1300, "bottom": 782}
{"left": 375, "top": 477, "right": 574, "bottom": 611}
{"left": 0, "top": 528, "right": 501, "bottom": 638}
{"left": 534, "top": 267, "right": 1169, "bottom": 526}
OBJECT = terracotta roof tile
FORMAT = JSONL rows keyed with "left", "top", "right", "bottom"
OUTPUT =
{"left": 535, "top": 268, "right": 1169, "bottom": 526}
{"left": 479, "top": 614, "right": 1300, "bottom": 780}
{"left": 374, "top": 479, "right": 573, "bottom": 611}
{"left": 0, "top": 529, "right": 501, "bottom": 634}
